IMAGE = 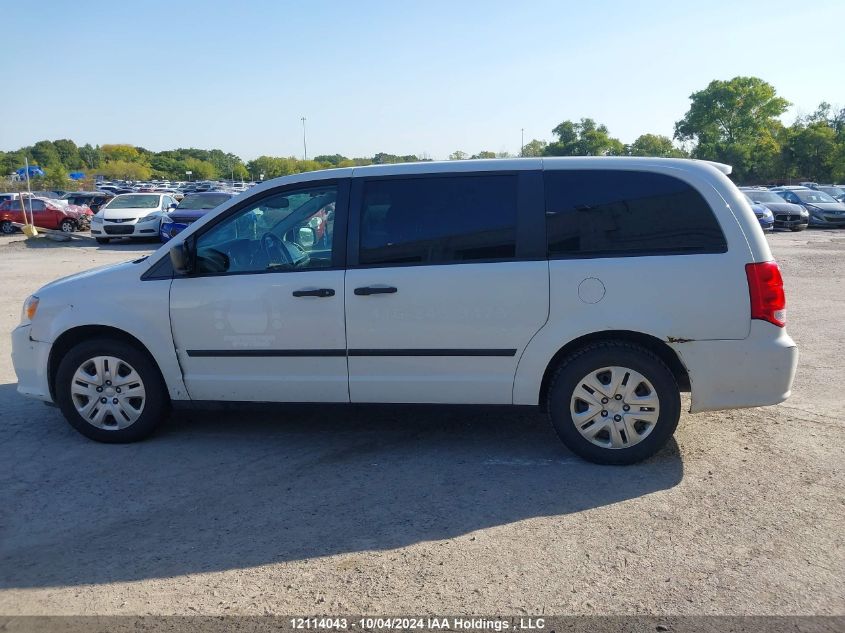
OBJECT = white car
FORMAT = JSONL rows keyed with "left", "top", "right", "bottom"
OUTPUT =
{"left": 91, "top": 193, "right": 179, "bottom": 243}
{"left": 12, "top": 158, "right": 798, "bottom": 464}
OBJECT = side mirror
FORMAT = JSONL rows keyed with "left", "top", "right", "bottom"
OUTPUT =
{"left": 169, "top": 240, "right": 194, "bottom": 275}
{"left": 297, "top": 226, "right": 316, "bottom": 249}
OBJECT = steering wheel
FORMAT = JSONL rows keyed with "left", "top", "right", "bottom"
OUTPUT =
{"left": 261, "top": 232, "right": 293, "bottom": 268}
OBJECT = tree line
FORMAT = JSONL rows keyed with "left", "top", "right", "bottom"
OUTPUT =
{"left": 2, "top": 76, "right": 843, "bottom": 188}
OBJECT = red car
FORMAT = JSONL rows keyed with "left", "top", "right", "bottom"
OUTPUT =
{"left": 0, "top": 197, "right": 92, "bottom": 235}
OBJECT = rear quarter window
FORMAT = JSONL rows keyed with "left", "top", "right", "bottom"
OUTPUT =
{"left": 545, "top": 170, "right": 727, "bottom": 258}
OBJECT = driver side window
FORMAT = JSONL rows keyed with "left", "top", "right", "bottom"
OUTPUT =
{"left": 194, "top": 183, "right": 338, "bottom": 275}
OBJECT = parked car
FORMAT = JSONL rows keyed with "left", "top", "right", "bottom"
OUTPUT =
{"left": 772, "top": 187, "right": 845, "bottom": 227}
{"left": 740, "top": 187, "right": 808, "bottom": 231}
{"left": 91, "top": 193, "right": 179, "bottom": 243}
{"left": 159, "top": 191, "right": 237, "bottom": 242}
{"left": 11, "top": 158, "right": 798, "bottom": 465}
{"left": 744, "top": 196, "right": 774, "bottom": 231}
{"left": 61, "top": 191, "right": 114, "bottom": 213}
{"left": 0, "top": 197, "right": 91, "bottom": 234}
{"left": 814, "top": 185, "right": 845, "bottom": 203}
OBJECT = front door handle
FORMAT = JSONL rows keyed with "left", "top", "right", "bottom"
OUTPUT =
{"left": 354, "top": 285, "right": 398, "bottom": 296}
{"left": 292, "top": 288, "right": 335, "bottom": 298}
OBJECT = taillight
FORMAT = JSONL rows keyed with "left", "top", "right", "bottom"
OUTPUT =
{"left": 745, "top": 261, "right": 786, "bottom": 327}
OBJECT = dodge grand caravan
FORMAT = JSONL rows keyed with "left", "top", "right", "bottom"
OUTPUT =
{"left": 11, "top": 158, "right": 798, "bottom": 464}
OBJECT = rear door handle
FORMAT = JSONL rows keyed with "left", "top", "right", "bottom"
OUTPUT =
{"left": 292, "top": 288, "right": 335, "bottom": 297}
{"left": 354, "top": 285, "right": 397, "bottom": 296}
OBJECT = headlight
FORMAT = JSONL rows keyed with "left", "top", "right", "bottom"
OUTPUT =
{"left": 21, "top": 295, "right": 39, "bottom": 324}
{"left": 139, "top": 212, "right": 161, "bottom": 222}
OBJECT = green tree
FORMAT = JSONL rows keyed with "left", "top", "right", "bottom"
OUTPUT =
{"left": 183, "top": 157, "right": 217, "bottom": 180}
{"left": 521, "top": 139, "right": 547, "bottom": 157}
{"left": 545, "top": 118, "right": 624, "bottom": 156}
{"left": 30, "top": 140, "right": 62, "bottom": 168}
{"left": 785, "top": 120, "right": 838, "bottom": 182}
{"left": 448, "top": 150, "right": 468, "bottom": 160}
{"left": 470, "top": 151, "right": 497, "bottom": 159}
{"left": 97, "top": 160, "right": 152, "bottom": 180}
{"left": 53, "top": 139, "right": 82, "bottom": 169}
{"left": 42, "top": 164, "right": 69, "bottom": 189}
{"left": 674, "top": 76, "right": 789, "bottom": 180}
{"left": 627, "top": 134, "right": 687, "bottom": 157}
{"left": 78, "top": 144, "right": 102, "bottom": 169}
{"left": 101, "top": 144, "right": 143, "bottom": 163}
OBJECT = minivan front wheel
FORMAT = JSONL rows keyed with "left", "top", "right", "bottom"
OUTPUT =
{"left": 55, "top": 338, "right": 169, "bottom": 442}
{"left": 547, "top": 342, "right": 680, "bottom": 465}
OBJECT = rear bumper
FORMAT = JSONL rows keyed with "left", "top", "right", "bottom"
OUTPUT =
{"left": 11, "top": 325, "right": 53, "bottom": 403}
{"left": 673, "top": 320, "right": 798, "bottom": 413}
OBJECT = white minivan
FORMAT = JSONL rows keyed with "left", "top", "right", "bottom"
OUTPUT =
{"left": 11, "top": 158, "right": 798, "bottom": 464}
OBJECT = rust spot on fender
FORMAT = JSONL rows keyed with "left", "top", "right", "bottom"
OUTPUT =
{"left": 667, "top": 336, "right": 694, "bottom": 344}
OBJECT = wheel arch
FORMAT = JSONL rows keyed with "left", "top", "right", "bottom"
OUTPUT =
{"left": 48, "top": 325, "right": 167, "bottom": 402}
{"left": 537, "top": 330, "right": 690, "bottom": 412}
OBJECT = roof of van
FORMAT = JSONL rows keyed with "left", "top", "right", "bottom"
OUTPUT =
{"left": 346, "top": 156, "right": 733, "bottom": 177}
{"left": 242, "top": 157, "right": 735, "bottom": 198}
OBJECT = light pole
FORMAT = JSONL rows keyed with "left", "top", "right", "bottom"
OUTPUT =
{"left": 301, "top": 116, "right": 307, "bottom": 161}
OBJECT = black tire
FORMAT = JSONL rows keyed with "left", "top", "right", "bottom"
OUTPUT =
{"left": 60, "top": 219, "right": 76, "bottom": 233}
{"left": 95, "top": 237, "right": 110, "bottom": 244}
{"left": 546, "top": 341, "right": 681, "bottom": 465}
{"left": 55, "top": 337, "right": 169, "bottom": 443}
{"left": 0, "top": 220, "right": 14, "bottom": 234}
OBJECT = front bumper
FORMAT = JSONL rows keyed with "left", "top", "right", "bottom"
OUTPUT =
{"left": 159, "top": 221, "right": 189, "bottom": 243}
{"left": 672, "top": 320, "right": 798, "bottom": 413}
{"left": 11, "top": 324, "right": 53, "bottom": 403}
{"left": 807, "top": 212, "right": 845, "bottom": 227}
{"left": 91, "top": 217, "right": 161, "bottom": 238}
{"left": 773, "top": 214, "right": 808, "bottom": 229}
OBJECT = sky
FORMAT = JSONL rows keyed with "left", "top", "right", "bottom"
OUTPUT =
{"left": 2, "top": 0, "right": 844, "bottom": 161}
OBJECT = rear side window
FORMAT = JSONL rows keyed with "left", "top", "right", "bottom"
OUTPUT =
{"left": 545, "top": 170, "right": 727, "bottom": 258}
{"left": 358, "top": 174, "right": 518, "bottom": 266}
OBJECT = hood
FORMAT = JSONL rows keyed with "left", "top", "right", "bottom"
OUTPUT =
{"left": 759, "top": 201, "right": 805, "bottom": 214}
{"left": 61, "top": 204, "right": 92, "bottom": 217}
{"left": 38, "top": 259, "right": 143, "bottom": 294}
{"left": 167, "top": 209, "right": 210, "bottom": 221}
{"left": 103, "top": 207, "right": 160, "bottom": 220}
{"left": 804, "top": 202, "right": 845, "bottom": 211}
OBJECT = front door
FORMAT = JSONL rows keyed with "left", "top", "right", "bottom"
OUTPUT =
{"left": 344, "top": 170, "right": 549, "bottom": 404}
{"left": 169, "top": 179, "right": 350, "bottom": 402}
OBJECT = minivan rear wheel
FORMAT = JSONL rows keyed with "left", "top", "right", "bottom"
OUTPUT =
{"left": 55, "top": 338, "right": 169, "bottom": 442}
{"left": 546, "top": 342, "right": 680, "bottom": 465}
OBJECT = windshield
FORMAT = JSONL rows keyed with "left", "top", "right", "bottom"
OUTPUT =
{"left": 817, "top": 186, "right": 844, "bottom": 197}
{"left": 793, "top": 190, "right": 837, "bottom": 204}
{"left": 176, "top": 193, "right": 231, "bottom": 210}
{"left": 745, "top": 190, "right": 784, "bottom": 204}
{"left": 105, "top": 194, "right": 160, "bottom": 209}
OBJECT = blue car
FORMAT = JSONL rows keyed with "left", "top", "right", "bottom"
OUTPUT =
{"left": 160, "top": 191, "right": 237, "bottom": 242}
{"left": 744, "top": 195, "right": 774, "bottom": 232}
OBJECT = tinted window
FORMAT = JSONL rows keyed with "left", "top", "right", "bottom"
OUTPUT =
{"left": 545, "top": 170, "right": 726, "bottom": 257}
{"left": 358, "top": 174, "right": 518, "bottom": 266}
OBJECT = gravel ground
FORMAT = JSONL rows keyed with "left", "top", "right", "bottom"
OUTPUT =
{"left": 0, "top": 230, "right": 842, "bottom": 616}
